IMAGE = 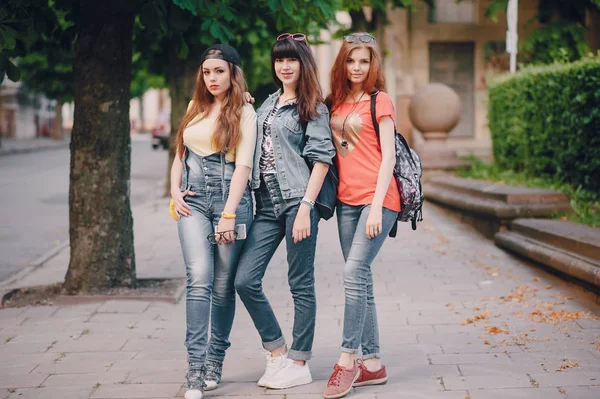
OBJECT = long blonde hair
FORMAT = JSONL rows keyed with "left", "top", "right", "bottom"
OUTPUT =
{"left": 176, "top": 49, "right": 248, "bottom": 158}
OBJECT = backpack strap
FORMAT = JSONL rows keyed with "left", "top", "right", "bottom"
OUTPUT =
{"left": 370, "top": 90, "right": 381, "bottom": 140}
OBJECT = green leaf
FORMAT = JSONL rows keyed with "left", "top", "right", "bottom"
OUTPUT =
{"left": 178, "top": 36, "right": 189, "bottom": 59}
{"left": 5, "top": 58, "right": 21, "bottom": 82}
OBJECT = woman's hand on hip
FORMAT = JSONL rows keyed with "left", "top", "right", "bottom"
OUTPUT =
{"left": 292, "top": 204, "right": 312, "bottom": 244}
{"left": 366, "top": 206, "right": 383, "bottom": 239}
{"left": 171, "top": 188, "right": 195, "bottom": 217}
{"left": 216, "top": 217, "right": 236, "bottom": 245}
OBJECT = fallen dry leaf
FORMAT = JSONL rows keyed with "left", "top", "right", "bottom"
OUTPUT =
{"left": 533, "top": 277, "right": 541, "bottom": 282}
{"left": 485, "top": 326, "right": 507, "bottom": 335}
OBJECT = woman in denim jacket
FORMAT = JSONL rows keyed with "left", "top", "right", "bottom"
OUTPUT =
{"left": 170, "top": 44, "right": 257, "bottom": 399}
{"left": 234, "top": 33, "right": 335, "bottom": 390}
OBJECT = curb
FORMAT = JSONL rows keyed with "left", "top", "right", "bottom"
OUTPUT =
{"left": 0, "top": 241, "right": 69, "bottom": 291}
{"left": 0, "top": 142, "right": 70, "bottom": 157}
{"left": 52, "top": 279, "right": 186, "bottom": 305}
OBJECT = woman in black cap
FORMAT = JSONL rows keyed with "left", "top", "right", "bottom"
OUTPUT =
{"left": 170, "top": 44, "right": 256, "bottom": 399}
{"left": 234, "top": 33, "right": 335, "bottom": 390}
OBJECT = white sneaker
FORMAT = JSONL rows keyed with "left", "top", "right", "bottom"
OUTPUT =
{"left": 264, "top": 359, "right": 313, "bottom": 389}
{"left": 257, "top": 352, "right": 288, "bottom": 387}
{"left": 184, "top": 389, "right": 203, "bottom": 399}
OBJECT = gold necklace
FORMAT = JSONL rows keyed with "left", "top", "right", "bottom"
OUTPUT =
{"left": 340, "top": 91, "right": 365, "bottom": 148}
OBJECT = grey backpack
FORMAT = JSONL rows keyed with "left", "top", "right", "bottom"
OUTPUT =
{"left": 370, "top": 92, "right": 424, "bottom": 236}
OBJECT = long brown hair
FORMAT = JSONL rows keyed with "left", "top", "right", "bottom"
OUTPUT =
{"left": 176, "top": 49, "right": 248, "bottom": 158}
{"left": 326, "top": 33, "right": 386, "bottom": 113}
{"left": 271, "top": 38, "right": 323, "bottom": 122}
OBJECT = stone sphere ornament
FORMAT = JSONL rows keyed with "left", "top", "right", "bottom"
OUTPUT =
{"left": 409, "top": 83, "right": 466, "bottom": 170}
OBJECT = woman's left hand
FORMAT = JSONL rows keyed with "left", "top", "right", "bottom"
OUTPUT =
{"left": 292, "top": 204, "right": 311, "bottom": 244}
{"left": 366, "top": 206, "right": 383, "bottom": 239}
{"left": 216, "top": 217, "right": 236, "bottom": 245}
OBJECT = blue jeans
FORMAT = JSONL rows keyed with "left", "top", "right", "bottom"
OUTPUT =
{"left": 235, "top": 173, "right": 320, "bottom": 361}
{"left": 337, "top": 202, "right": 398, "bottom": 358}
{"left": 178, "top": 150, "right": 253, "bottom": 365}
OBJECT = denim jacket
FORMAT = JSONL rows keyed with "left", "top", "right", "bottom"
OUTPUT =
{"left": 251, "top": 90, "right": 336, "bottom": 200}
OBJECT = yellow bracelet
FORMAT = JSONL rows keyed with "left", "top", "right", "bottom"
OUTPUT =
{"left": 221, "top": 212, "right": 237, "bottom": 219}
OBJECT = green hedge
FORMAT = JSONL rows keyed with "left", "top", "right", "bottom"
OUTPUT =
{"left": 488, "top": 56, "right": 600, "bottom": 195}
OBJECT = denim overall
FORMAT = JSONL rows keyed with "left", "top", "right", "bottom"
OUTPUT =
{"left": 177, "top": 147, "right": 253, "bottom": 365}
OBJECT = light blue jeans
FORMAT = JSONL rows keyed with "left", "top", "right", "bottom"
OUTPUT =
{"left": 178, "top": 150, "right": 253, "bottom": 365}
{"left": 337, "top": 202, "right": 398, "bottom": 359}
{"left": 234, "top": 173, "right": 320, "bottom": 361}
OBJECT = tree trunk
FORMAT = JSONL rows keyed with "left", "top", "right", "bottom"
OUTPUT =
{"left": 63, "top": 2, "right": 136, "bottom": 293}
{"left": 164, "top": 45, "right": 203, "bottom": 196}
{"left": 350, "top": 10, "right": 369, "bottom": 32}
{"left": 52, "top": 97, "right": 64, "bottom": 140}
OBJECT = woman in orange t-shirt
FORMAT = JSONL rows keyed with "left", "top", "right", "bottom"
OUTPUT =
{"left": 322, "top": 33, "right": 398, "bottom": 399}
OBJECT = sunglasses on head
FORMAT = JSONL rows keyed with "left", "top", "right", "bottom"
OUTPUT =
{"left": 277, "top": 32, "right": 308, "bottom": 44}
{"left": 344, "top": 34, "right": 375, "bottom": 44}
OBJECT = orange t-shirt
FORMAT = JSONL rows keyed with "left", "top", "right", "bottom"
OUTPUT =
{"left": 330, "top": 91, "right": 400, "bottom": 212}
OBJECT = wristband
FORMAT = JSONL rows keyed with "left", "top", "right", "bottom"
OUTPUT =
{"left": 221, "top": 212, "right": 237, "bottom": 219}
{"left": 300, "top": 198, "right": 315, "bottom": 210}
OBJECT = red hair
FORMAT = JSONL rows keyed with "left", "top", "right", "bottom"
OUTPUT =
{"left": 326, "top": 32, "right": 386, "bottom": 113}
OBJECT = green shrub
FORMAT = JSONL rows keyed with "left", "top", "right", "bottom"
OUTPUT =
{"left": 488, "top": 56, "right": 600, "bottom": 196}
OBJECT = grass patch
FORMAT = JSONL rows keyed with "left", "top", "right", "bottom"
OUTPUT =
{"left": 457, "top": 157, "right": 600, "bottom": 227}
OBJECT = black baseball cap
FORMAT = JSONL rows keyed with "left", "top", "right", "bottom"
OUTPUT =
{"left": 200, "top": 44, "right": 242, "bottom": 67}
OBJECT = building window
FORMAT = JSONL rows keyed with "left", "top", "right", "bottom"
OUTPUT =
{"left": 429, "top": 0, "right": 475, "bottom": 24}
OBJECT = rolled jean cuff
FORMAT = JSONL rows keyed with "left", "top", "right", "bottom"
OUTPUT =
{"left": 340, "top": 345, "right": 360, "bottom": 355}
{"left": 362, "top": 352, "right": 381, "bottom": 360}
{"left": 262, "top": 336, "right": 286, "bottom": 352}
{"left": 288, "top": 349, "right": 312, "bottom": 361}
{"left": 205, "top": 355, "right": 223, "bottom": 365}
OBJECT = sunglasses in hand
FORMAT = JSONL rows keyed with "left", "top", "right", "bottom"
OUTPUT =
{"left": 207, "top": 230, "right": 238, "bottom": 244}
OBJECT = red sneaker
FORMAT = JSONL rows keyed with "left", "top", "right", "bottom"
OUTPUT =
{"left": 322, "top": 362, "right": 360, "bottom": 399}
{"left": 353, "top": 362, "right": 388, "bottom": 387}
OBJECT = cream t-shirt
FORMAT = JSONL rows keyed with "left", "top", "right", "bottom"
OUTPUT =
{"left": 183, "top": 103, "right": 257, "bottom": 168}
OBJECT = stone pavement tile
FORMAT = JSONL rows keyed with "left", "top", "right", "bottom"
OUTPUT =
{"left": 97, "top": 300, "right": 151, "bottom": 314}
{"left": 467, "top": 387, "right": 564, "bottom": 399}
{"left": 417, "top": 332, "right": 487, "bottom": 345}
{"left": 47, "top": 335, "right": 129, "bottom": 353}
{"left": 377, "top": 392, "right": 468, "bottom": 399}
{"left": 388, "top": 365, "right": 461, "bottom": 379}
{"left": 384, "top": 343, "right": 443, "bottom": 355}
{"left": 131, "top": 350, "right": 187, "bottom": 361}
{"left": 201, "top": 382, "right": 265, "bottom": 396}
{"left": 61, "top": 351, "right": 138, "bottom": 364}
{"left": 7, "top": 386, "right": 94, "bottom": 399}
{"left": 443, "top": 375, "right": 533, "bottom": 390}
{"left": 89, "top": 311, "right": 162, "bottom": 324}
{"left": 52, "top": 303, "right": 102, "bottom": 318}
{"left": 91, "top": 383, "right": 182, "bottom": 398}
{"left": 0, "top": 341, "right": 54, "bottom": 355}
{"left": 0, "top": 353, "right": 58, "bottom": 367}
{"left": 43, "top": 371, "right": 129, "bottom": 386}
{"left": 33, "top": 360, "right": 114, "bottom": 375}
{"left": 529, "top": 371, "right": 600, "bottom": 387}
{"left": 109, "top": 360, "right": 186, "bottom": 373}
{"left": 382, "top": 354, "right": 430, "bottom": 366}
{"left": 509, "top": 349, "right": 598, "bottom": 365}
{"left": 459, "top": 363, "right": 548, "bottom": 376}
{"left": 0, "top": 365, "right": 38, "bottom": 377}
{"left": 577, "top": 319, "right": 600, "bottom": 329}
{"left": 0, "top": 373, "right": 48, "bottom": 389}
{"left": 441, "top": 343, "right": 524, "bottom": 354}
{"left": 120, "top": 338, "right": 183, "bottom": 352}
{"left": 351, "top": 377, "right": 443, "bottom": 394}
{"left": 18, "top": 307, "right": 60, "bottom": 320}
{"left": 563, "top": 386, "right": 600, "bottom": 398}
{"left": 430, "top": 353, "right": 512, "bottom": 365}
{"left": 126, "top": 368, "right": 184, "bottom": 384}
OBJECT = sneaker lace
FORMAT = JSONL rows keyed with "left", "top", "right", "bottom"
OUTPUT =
{"left": 327, "top": 364, "right": 344, "bottom": 387}
{"left": 187, "top": 365, "right": 207, "bottom": 390}
{"left": 265, "top": 353, "right": 286, "bottom": 374}
{"left": 205, "top": 360, "right": 222, "bottom": 381}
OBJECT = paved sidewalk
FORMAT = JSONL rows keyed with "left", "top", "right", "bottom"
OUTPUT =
{"left": 0, "top": 137, "right": 70, "bottom": 157}
{"left": 1, "top": 203, "right": 599, "bottom": 399}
